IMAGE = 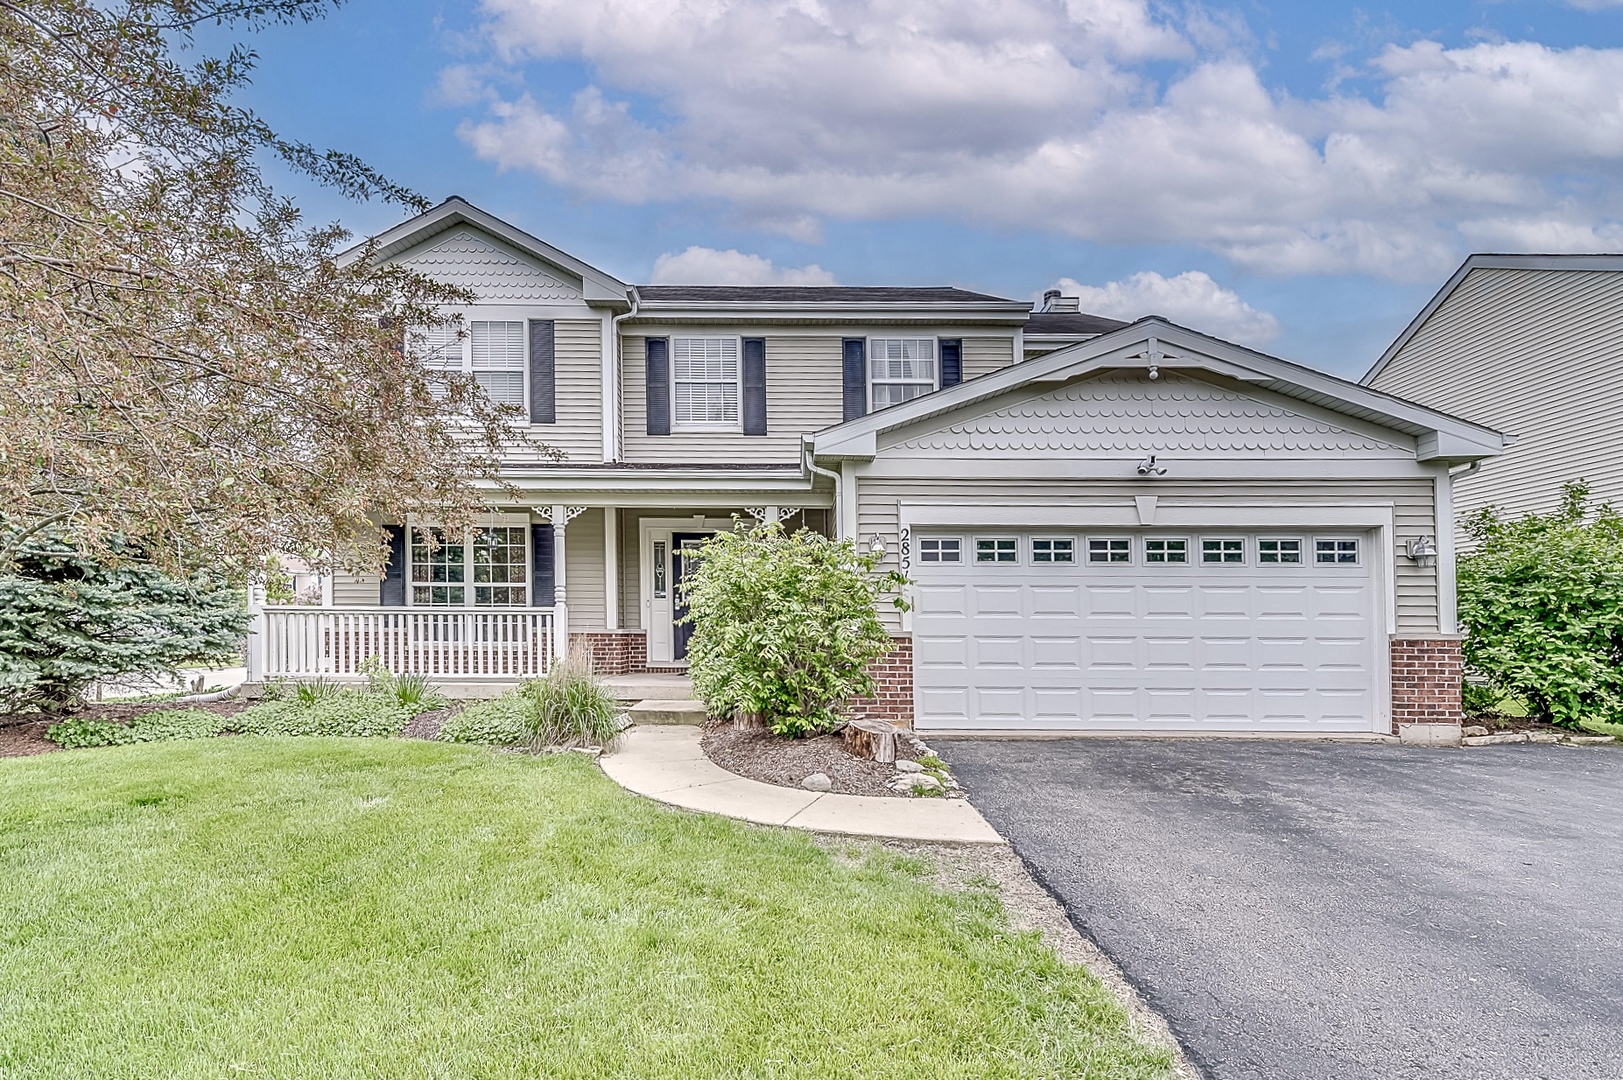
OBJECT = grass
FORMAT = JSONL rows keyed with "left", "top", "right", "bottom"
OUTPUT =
{"left": 0, "top": 739, "right": 1173, "bottom": 1079}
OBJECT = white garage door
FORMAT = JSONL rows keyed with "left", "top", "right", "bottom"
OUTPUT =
{"left": 912, "top": 530, "right": 1379, "bottom": 733}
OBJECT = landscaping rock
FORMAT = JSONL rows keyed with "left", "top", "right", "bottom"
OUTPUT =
{"left": 1462, "top": 725, "right": 1490, "bottom": 738}
{"left": 1527, "top": 732, "right": 1563, "bottom": 744}
{"left": 888, "top": 773, "right": 943, "bottom": 794}
{"left": 801, "top": 772, "right": 832, "bottom": 792}
{"left": 895, "top": 759, "right": 924, "bottom": 773}
{"left": 1463, "top": 732, "right": 1528, "bottom": 746}
{"left": 1568, "top": 735, "right": 1617, "bottom": 746}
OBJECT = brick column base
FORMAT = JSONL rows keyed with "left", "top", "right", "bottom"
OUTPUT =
{"left": 1391, "top": 637, "right": 1464, "bottom": 742}
{"left": 569, "top": 631, "right": 648, "bottom": 676}
{"left": 849, "top": 635, "right": 914, "bottom": 729}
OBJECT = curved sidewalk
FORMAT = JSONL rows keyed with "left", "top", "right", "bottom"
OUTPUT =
{"left": 600, "top": 726, "right": 1005, "bottom": 845}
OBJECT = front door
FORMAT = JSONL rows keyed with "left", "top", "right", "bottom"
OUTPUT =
{"left": 670, "top": 533, "right": 711, "bottom": 661}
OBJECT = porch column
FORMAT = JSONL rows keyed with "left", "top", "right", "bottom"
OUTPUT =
{"left": 604, "top": 506, "right": 619, "bottom": 631}
{"left": 245, "top": 584, "right": 266, "bottom": 682}
{"left": 551, "top": 503, "right": 569, "bottom": 659}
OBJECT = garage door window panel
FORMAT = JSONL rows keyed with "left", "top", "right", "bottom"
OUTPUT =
{"left": 975, "top": 537, "right": 1018, "bottom": 564}
{"left": 1032, "top": 537, "right": 1075, "bottom": 564}
{"left": 1315, "top": 538, "right": 1360, "bottom": 565}
{"left": 1258, "top": 538, "right": 1303, "bottom": 565}
{"left": 1145, "top": 538, "right": 1189, "bottom": 565}
{"left": 1088, "top": 537, "right": 1132, "bottom": 564}
{"left": 1202, "top": 538, "right": 1246, "bottom": 565}
{"left": 919, "top": 537, "right": 963, "bottom": 564}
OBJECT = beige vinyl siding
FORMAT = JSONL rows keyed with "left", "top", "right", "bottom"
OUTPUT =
{"left": 619, "top": 509, "right": 642, "bottom": 629}
{"left": 961, "top": 335, "right": 1015, "bottom": 380}
{"left": 854, "top": 478, "right": 1440, "bottom": 635}
{"left": 502, "top": 319, "right": 603, "bottom": 464}
{"left": 564, "top": 508, "right": 607, "bottom": 630}
{"left": 1370, "top": 267, "right": 1623, "bottom": 528}
{"left": 331, "top": 569, "right": 378, "bottom": 606}
{"left": 621, "top": 334, "right": 844, "bottom": 464}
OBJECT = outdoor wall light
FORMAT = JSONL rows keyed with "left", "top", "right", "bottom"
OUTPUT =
{"left": 1406, "top": 535, "right": 1439, "bottom": 568}
{"left": 868, "top": 534, "right": 887, "bottom": 558}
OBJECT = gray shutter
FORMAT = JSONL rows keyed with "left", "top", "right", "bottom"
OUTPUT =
{"left": 531, "top": 523, "right": 555, "bottom": 606}
{"left": 645, "top": 337, "right": 670, "bottom": 436}
{"left": 940, "top": 338, "right": 963, "bottom": 388}
{"left": 380, "top": 524, "right": 406, "bottom": 606}
{"left": 528, "top": 319, "right": 556, "bottom": 424}
{"left": 742, "top": 337, "right": 767, "bottom": 436}
{"left": 842, "top": 338, "right": 867, "bottom": 421}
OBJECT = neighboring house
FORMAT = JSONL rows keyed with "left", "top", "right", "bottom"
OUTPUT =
{"left": 1364, "top": 254, "right": 1623, "bottom": 532}
{"left": 246, "top": 197, "right": 1505, "bottom": 740}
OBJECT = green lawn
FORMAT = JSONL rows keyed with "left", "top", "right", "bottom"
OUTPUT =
{"left": 0, "top": 739, "right": 1173, "bottom": 1079}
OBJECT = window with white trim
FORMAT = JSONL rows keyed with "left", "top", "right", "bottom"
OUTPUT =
{"left": 1315, "top": 538, "right": 1360, "bottom": 565}
{"left": 1258, "top": 538, "right": 1303, "bottom": 565}
{"left": 1031, "top": 537, "right": 1075, "bottom": 563}
{"left": 410, "top": 526, "right": 528, "bottom": 607}
{"left": 1202, "top": 538, "right": 1245, "bottom": 564}
{"left": 975, "top": 537, "right": 1018, "bottom": 563}
{"left": 919, "top": 537, "right": 962, "bottom": 564}
{"left": 1144, "top": 538, "right": 1188, "bottom": 564}
{"left": 407, "top": 321, "right": 527, "bottom": 408}
{"left": 1088, "top": 537, "right": 1131, "bottom": 564}
{"left": 672, "top": 337, "right": 740, "bottom": 429}
{"left": 870, "top": 337, "right": 937, "bottom": 410}
{"left": 411, "top": 325, "right": 462, "bottom": 399}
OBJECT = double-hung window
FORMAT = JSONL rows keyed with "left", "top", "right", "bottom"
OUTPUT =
{"left": 410, "top": 526, "right": 529, "bottom": 607}
{"left": 672, "top": 337, "right": 740, "bottom": 429}
{"left": 408, "top": 320, "right": 526, "bottom": 408}
{"left": 870, "top": 337, "right": 937, "bottom": 410}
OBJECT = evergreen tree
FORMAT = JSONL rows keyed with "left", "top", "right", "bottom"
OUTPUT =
{"left": 0, "top": 535, "right": 247, "bottom": 714}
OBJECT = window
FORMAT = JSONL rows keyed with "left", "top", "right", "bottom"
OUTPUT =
{"left": 1316, "top": 538, "right": 1360, "bottom": 564}
{"left": 975, "top": 537, "right": 1018, "bottom": 563}
{"left": 653, "top": 541, "right": 668, "bottom": 597}
{"left": 1088, "top": 537, "right": 1131, "bottom": 564}
{"left": 411, "top": 526, "right": 528, "bottom": 607}
{"left": 919, "top": 537, "right": 962, "bottom": 564}
{"left": 672, "top": 337, "right": 740, "bottom": 428}
{"left": 1031, "top": 537, "right": 1075, "bottom": 563}
{"left": 870, "top": 337, "right": 936, "bottom": 410}
{"left": 470, "top": 527, "right": 527, "bottom": 606}
{"left": 411, "top": 325, "right": 462, "bottom": 399}
{"left": 470, "top": 321, "right": 526, "bottom": 407}
{"left": 1258, "top": 538, "right": 1303, "bottom": 565}
{"left": 1144, "top": 538, "right": 1188, "bottom": 564}
{"left": 1202, "top": 538, "right": 1245, "bottom": 564}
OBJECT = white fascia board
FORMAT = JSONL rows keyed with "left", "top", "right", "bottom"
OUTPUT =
{"left": 484, "top": 468, "right": 823, "bottom": 496}
{"left": 903, "top": 500, "right": 1396, "bottom": 530}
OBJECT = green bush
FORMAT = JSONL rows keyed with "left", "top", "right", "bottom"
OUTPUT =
{"left": 1460, "top": 680, "right": 1504, "bottom": 718}
{"left": 679, "top": 522, "right": 907, "bottom": 737}
{"left": 235, "top": 692, "right": 411, "bottom": 738}
{"left": 1458, "top": 482, "right": 1623, "bottom": 729}
{"left": 47, "top": 708, "right": 226, "bottom": 749}
{"left": 437, "top": 696, "right": 530, "bottom": 746}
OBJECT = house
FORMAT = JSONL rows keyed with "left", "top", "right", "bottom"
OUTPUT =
{"left": 1363, "top": 254, "right": 1623, "bottom": 531}
{"left": 246, "top": 198, "right": 1506, "bottom": 740}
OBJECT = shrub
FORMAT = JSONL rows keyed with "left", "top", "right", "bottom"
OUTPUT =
{"left": 234, "top": 693, "right": 411, "bottom": 738}
{"left": 1460, "top": 680, "right": 1504, "bottom": 718}
{"left": 1457, "top": 482, "right": 1623, "bottom": 729}
{"left": 679, "top": 522, "right": 907, "bottom": 737}
{"left": 47, "top": 708, "right": 226, "bottom": 749}
{"left": 293, "top": 676, "right": 343, "bottom": 705}
{"left": 437, "top": 697, "right": 530, "bottom": 746}
{"left": 517, "top": 654, "right": 620, "bottom": 749}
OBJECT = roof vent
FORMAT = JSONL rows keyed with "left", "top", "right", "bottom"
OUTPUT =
{"left": 1043, "top": 293, "right": 1081, "bottom": 313}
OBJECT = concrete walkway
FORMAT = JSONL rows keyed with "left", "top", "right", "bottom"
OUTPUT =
{"left": 600, "top": 726, "right": 1005, "bottom": 844}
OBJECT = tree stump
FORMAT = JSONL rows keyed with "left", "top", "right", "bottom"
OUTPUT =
{"left": 843, "top": 718, "right": 898, "bottom": 763}
{"left": 734, "top": 711, "right": 768, "bottom": 732}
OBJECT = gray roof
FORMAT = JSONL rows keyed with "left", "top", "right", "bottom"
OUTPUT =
{"left": 1025, "top": 311, "right": 1129, "bottom": 336}
{"left": 635, "top": 285, "right": 1018, "bottom": 304}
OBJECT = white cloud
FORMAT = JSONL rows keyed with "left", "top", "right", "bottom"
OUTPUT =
{"left": 1047, "top": 271, "right": 1281, "bottom": 345}
{"left": 452, "top": 1, "right": 1623, "bottom": 280}
{"left": 650, "top": 246, "right": 838, "bottom": 286}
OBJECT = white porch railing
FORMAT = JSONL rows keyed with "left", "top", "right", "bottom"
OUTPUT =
{"left": 250, "top": 606, "right": 557, "bottom": 680}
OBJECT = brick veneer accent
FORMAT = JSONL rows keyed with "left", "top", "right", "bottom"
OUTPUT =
{"left": 1390, "top": 637, "right": 1464, "bottom": 734}
{"left": 849, "top": 635, "right": 915, "bottom": 728}
{"left": 569, "top": 631, "right": 647, "bottom": 676}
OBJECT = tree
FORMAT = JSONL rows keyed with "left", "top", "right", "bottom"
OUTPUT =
{"left": 0, "top": 531, "right": 248, "bottom": 714}
{"left": 680, "top": 523, "right": 907, "bottom": 737}
{"left": 0, "top": 1, "right": 525, "bottom": 584}
{"left": 1457, "top": 482, "right": 1623, "bottom": 728}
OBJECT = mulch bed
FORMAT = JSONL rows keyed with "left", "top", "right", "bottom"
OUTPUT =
{"left": 0, "top": 697, "right": 255, "bottom": 758}
{"left": 700, "top": 719, "right": 928, "bottom": 797}
{"left": 1463, "top": 713, "right": 1570, "bottom": 736}
{"left": 401, "top": 708, "right": 452, "bottom": 741}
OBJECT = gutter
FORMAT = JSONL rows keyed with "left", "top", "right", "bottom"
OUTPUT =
{"left": 803, "top": 438, "right": 844, "bottom": 539}
{"left": 606, "top": 289, "right": 641, "bottom": 462}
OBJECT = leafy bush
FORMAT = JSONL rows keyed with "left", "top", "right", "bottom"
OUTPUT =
{"left": 437, "top": 697, "right": 530, "bottom": 746}
{"left": 1460, "top": 680, "right": 1504, "bottom": 718}
{"left": 47, "top": 708, "right": 226, "bottom": 749}
{"left": 234, "top": 692, "right": 411, "bottom": 738}
{"left": 1458, "top": 482, "right": 1623, "bottom": 729}
{"left": 680, "top": 522, "right": 907, "bottom": 737}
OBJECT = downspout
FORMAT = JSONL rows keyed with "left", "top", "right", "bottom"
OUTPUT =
{"left": 803, "top": 439, "right": 843, "bottom": 538}
{"left": 607, "top": 289, "right": 641, "bottom": 463}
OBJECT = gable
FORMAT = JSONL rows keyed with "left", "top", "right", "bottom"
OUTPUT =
{"left": 882, "top": 371, "right": 1413, "bottom": 458}
{"left": 397, "top": 227, "right": 583, "bottom": 302}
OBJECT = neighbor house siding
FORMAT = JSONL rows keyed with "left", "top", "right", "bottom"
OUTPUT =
{"left": 961, "top": 335, "right": 1016, "bottom": 380}
{"left": 1369, "top": 267, "right": 1623, "bottom": 529}
{"left": 853, "top": 477, "right": 1440, "bottom": 635}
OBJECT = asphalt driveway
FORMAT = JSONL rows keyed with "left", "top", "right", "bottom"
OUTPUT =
{"left": 935, "top": 739, "right": 1623, "bottom": 1080}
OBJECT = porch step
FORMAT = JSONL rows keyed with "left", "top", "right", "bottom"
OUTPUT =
{"left": 627, "top": 698, "right": 709, "bottom": 726}
{"left": 603, "top": 673, "right": 693, "bottom": 704}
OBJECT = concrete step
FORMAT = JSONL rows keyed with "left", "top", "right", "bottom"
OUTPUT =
{"left": 627, "top": 698, "right": 709, "bottom": 726}
{"left": 603, "top": 673, "right": 693, "bottom": 704}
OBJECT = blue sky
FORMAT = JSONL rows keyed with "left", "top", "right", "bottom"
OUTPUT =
{"left": 213, "top": 0, "right": 1623, "bottom": 377}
